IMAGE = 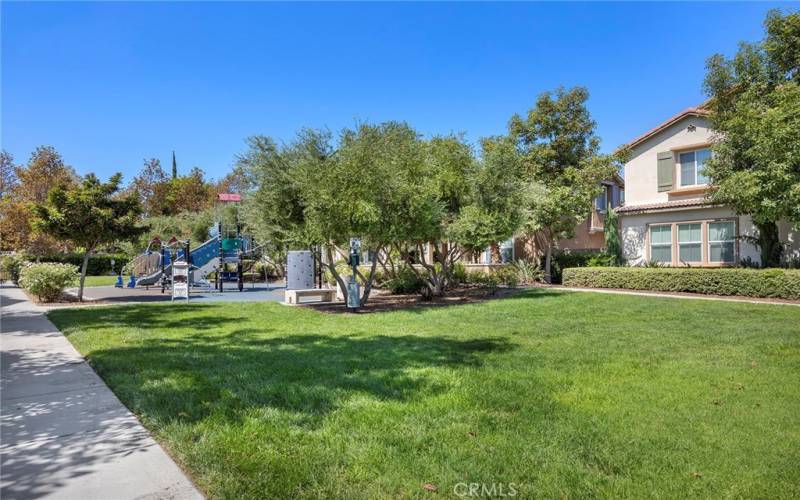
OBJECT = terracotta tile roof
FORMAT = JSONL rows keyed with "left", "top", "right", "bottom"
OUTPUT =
{"left": 619, "top": 105, "right": 711, "bottom": 152}
{"left": 616, "top": 198, "right": 713, "bottom": 214}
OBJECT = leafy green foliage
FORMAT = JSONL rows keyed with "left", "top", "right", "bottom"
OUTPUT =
{"left": 383, "top": 265, "right": 426, "bottom": 295}
{"left": 703, "top": 10, "right": 800, "bottom": 266}
{"left": 546, "top": 250, "right": 615, "bottom": 283}
{"left": 509, "top": 87, "right": 619, "bottom": 282}
{"left": 563, "top": 267, "right": 800, "bottom": 299}
{"left": 18, "top": 253, "right": 129, "bottom": 276}
{"left": 0, "top": 254, "right": 29, "bottom": 284}
{"left": 19, "top": 262, "right": 79, "bottom": 302}
{"left": 32, "top": 173, "right": 146, "bottom": 300}
{"left": 604, "top": 206, "right": 622, "bottom": 265}
{"left": 510, "top": 259, "right": 544, "bottom": 284}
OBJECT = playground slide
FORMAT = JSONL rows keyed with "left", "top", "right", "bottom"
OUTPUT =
{"left": 132, "top": 236, "right": 222, "bottom": 287}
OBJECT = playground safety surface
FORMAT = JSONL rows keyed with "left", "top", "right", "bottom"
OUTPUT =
{"left": 76, "top": 283, "right": 286, "bottom": 304}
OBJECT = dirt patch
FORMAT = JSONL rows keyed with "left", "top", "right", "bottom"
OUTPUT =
{"left": 308, "top": 286, "right": 523, "bottom": 314}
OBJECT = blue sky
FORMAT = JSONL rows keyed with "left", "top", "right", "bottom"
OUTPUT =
{"left": 2, "top": 2, "right": 795, "bottom": 182}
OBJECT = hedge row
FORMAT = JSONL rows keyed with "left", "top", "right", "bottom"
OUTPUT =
{"left": 562, "top": 267, "right": 800, "bottom": 300}
{"left": 22, "top": 253, "right": 130, "bottom": 276}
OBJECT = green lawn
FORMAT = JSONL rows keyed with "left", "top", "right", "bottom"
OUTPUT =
{"left": 80, "top": 275, "right": 120, "bottom": 287}
{"left": 49, "top": 290, "right": 800, "bottom": 499}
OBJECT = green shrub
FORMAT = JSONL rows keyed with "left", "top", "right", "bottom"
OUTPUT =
{"left": 562, "top": 267, "right": 800, "bottom": 300}
{"left": 19, "top": 262, "right": 80, "bottom": 302}
{"left": 466, "top": 269, "right": 501, "bottom": 289}
{"left": 1, "top": 254, "right": 30, "bottom": 284}
{"left": 545, "top": 250, "right": 611, "bottom": 284}
{"left": 23, "top": 253, "right": 130, "bottom": 276}
{"left": 511, "top": 260, "right": 544, "bottom": 284}
{"left": 384, "top": 265, "right": 426, "bottom": 294}
{"left": 450, "top": 262, "right": 468, "bottom": 285}
{"left": 493, "top": 266, "right": 519, "bottom": 287}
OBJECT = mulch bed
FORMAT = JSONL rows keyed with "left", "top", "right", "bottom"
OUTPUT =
{"left": 308, "top": 286, "right": 523, "bottom": 314}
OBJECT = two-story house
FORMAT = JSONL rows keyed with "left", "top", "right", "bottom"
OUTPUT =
{"left": 617, "top": 105, "right": 799, "bottom": 266}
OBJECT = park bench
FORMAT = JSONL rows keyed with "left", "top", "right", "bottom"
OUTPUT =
{"left": 285, "top": 288, "right": 336, "bottom": 305}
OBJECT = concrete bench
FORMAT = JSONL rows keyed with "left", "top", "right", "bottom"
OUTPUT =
{"left": 285, "top": 288, "right": 336, "bottom": 305}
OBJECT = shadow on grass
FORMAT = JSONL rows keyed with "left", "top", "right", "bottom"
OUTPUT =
{"left": 82, "top": 329, "right": 514, "bottom": 429}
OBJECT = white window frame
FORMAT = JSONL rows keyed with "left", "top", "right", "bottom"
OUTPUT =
{"left": 677, "top": 222, "right": 702, "bottom": 264}
{"left": 708, "top": 220, "right": 736, "bottom": 263}
{"left": 649, "top": 224, "right": 673, "bottom": 263}
{"left": 678, "top": 148, "right": 711, "bottom": 187}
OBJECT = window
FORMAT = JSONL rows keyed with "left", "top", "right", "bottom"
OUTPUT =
{"left": 709, "top": 221, "right": 735, "bottom": 263}
{"left": 594, "top": 186, "right": 608, "bottom": 212}
{"left": 483, "top": 238, "right": 515, "bottom": 264}
{"left": 649, "top": 225, "right": 672, "bottom": 263}
{"left": 619, "top": 188, "right": 625, "bottom": 205}
{"left": 499, "top": 238, "right": 514, "bottom": 263}
{"left": 679, "top": 148, "right": 710, "bottom": 186}
{"left": 678, "top": 223, "right": 702, "bottom": 263}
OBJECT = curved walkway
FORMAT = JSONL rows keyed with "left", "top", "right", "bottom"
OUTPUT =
{"left": 0, "top": 285, "right": 202, "bottom": 499}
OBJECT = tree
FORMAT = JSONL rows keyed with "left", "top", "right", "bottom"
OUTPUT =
{"left": 170, "top": 167, "right": 211, "bottom": 213}
{"left": 604, "top": 204, "right": 622, "bottom": 265}
{"left": 172, "top": 151, "right": 178, "bottom": 179}
{"left": 397, "top": 135, "right": 522, "bottom": 297}
{"left": 239, "top": 131, "right": 331, "bottom": 286}
{"left": 32, "top": 173, "right": 147, "bottom": 301}
{"left": 0, "top": 150, "right": 18, "bottom": 198}
{"left": 0, "top": 146, "right": 77, "bottom": 253}
{"left": 131, "top": 158, "right": 170, "bottom": 216}
{"left": 703, "top": 9, "right": 800, "bottom": 267}
{"left": 509, "top": 87, "right": 617, "bottom": 282}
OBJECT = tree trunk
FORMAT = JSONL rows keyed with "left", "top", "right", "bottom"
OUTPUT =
{"left": 359, "top": 255, "right": 380, "bottom": 306}
{"left": 324, "top": 245, "right": 349, "bottom": 304}
{"left": 78, "top": 249, "right": 93, "bottom": 302}
{"left": 756, "top": 221, "right": 783, "bottom": 268}
{"left": 543, "top": 244, "right": 553, "bottom": 284}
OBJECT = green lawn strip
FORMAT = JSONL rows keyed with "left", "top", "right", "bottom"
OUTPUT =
{"left": 80, "top": 275, "right": 120, "bottom": 287}
{"left": 48, "top": 290, "right": 800, "bottom": 499}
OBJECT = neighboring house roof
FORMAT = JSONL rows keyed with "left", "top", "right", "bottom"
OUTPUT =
{"left": 620, "top": 105, "right": 710, "bottom": 152}
{"left": 616, "top": 198, "right": 714, "bottom": 215}
{"left": 604, "top": 172, "right": 625, "bottom": 188}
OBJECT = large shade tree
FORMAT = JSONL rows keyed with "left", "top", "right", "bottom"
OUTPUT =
{"left": 32, "top": 173, "right": 147, "bottom": 300}
{"left": 703, "top": 9, "right": 800, "bottom": 267}
{"left": 509, "top": 86, "right": 618, "bottom": 282}
{"left": 0, "top": 146, "right": 78, "bottom": 253}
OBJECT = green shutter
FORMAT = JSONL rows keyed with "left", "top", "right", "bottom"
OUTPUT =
{"left": 657, "top": 152, "right": 674, "bottom": 192}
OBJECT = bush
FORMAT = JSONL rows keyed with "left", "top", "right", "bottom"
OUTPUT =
{"left": 450, "top": 262, "right": 468, "bottom": 286}
{"left": 466, "top": 269, "right": 501, "bottom": 289}
{"left": 384, "top": 265, "right": 426, "bottom": 294}
{"left": 562, "top": 267, "right": 800, "bottom": 300}
{"left": 23, "top": 253, "right": 130, "bottom": 276}
{"left": 493, "top": 266, "right": 519, "bottom": 287}
{"left": 511, "top": 260, "right": 544, "bottom": 284}
{"left": 546, "top": 250, "right": 614, "bottom": 284}
{"left": 1, "top": 254, "right": 30, "bottom": 284}
{"left": 19, "top": 262, "right": 80, "bottom": 302}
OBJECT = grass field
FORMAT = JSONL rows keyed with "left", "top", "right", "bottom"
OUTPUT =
{"left": 80, "top": 275, "right": 120, "bottom": 287}
{"left": 49, "top": 290, "right": 800, "bottom": 499}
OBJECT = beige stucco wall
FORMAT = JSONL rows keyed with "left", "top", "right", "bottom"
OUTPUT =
{"left": 621, "top": 207, "right": 800, "bottom": 266}
{"left": 625, "top": 115, "right": 713, "bottom": 206}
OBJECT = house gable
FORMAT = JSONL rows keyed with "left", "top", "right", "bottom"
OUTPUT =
{"left": 623, "top": 113, "right": 713, "bottom": 208}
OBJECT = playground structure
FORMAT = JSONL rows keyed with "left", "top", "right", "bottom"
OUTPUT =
{"left": 126, "top": 193, "right": 258, "bottom": 293}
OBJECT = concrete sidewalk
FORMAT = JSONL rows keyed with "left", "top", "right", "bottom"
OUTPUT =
{"left": 0, "top": 285, "right": 202, "bottom": 499}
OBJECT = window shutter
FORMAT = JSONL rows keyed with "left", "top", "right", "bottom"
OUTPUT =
{"left": 657, "top": 152, "right": 674, "bottom": 192}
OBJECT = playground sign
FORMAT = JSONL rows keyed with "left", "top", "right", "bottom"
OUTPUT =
{"left": 172, "top": 261, "right": 190, "bottom": 301}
